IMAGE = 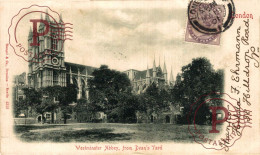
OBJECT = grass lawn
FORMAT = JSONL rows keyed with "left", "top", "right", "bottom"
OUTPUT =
{"left": 14, "top": 123, "right": 219, "bottom": 142}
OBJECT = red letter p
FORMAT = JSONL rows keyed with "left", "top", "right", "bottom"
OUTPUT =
{"left": 30, "top": 19, "right": 49, "bottom": 46}
{"left": 209, "top": 106, "right": 229, "bottom": 133}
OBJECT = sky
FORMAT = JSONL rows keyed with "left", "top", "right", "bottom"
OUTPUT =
{"left": 11, "top": 2, "right": 226, "bottom": 81}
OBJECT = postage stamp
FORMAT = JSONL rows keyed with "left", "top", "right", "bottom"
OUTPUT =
{"left": 185, "top": 21, "right": 221, "bottom": 45}
{"left": 185, "top": 0, "right": 236, "bottom": 45}
{"left": 187, "top": 0, "right": 235, "bottom": 35}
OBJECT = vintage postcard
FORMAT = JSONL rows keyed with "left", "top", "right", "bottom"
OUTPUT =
{"left": 0, "top": 0, "right": 259, "bottom": 154}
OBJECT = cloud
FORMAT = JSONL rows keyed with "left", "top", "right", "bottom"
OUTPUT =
{"left": 11, "top": 2, "right": 225, "bottom": 83}
{"left": 65, "top": 8, "right": 190, "bottom": 72}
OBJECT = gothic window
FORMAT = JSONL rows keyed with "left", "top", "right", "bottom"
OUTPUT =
{"left": 55, "top": 39, "right": 57, "bottom": 50}
{"left": 52, "top": 38, "right": 58, "bottom": 50}
{"left": 44, "top": 38, "right": 47, "bottom": 49}
{"left": 47, "top": 38, "right": 50, "bottom": 49}
{"left": 53, "top": 70, "right": 59, "bottom": 86}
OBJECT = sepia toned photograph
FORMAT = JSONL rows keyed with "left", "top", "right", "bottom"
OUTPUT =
{"left": 1, "top": 0, "right": 259, "bottom": 154}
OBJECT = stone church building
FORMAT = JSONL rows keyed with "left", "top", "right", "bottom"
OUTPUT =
{"left": 123, "top": 57, "right": 183, "bottom": 124}
{"left": 13, "top": 13, "right": 183, "bottom": 124}
{"left": 124, "top": 58, "right": 175, "bottom": 94}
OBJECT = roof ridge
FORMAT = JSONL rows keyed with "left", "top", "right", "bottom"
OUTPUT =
{"left": 65, "top": 61, "right": 97, "bottom": 68}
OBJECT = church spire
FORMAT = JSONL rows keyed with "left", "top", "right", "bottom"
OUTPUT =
{"left": 39, "top": 13, "right": 45, "bottom": 28}
{"left": 163, "top": 57, "right": 167, "bottom": 74}
{"left": 146, "top": 65, "right": 150, "bottom": 78}
{"left": 163, "top": 57, "right": 167, "bottom": 83}
{"left": 45, "top": 9, "right": 50, "bottom": 21}
{"left": 157, "top": 55, "right": 162, "bottom": 73}
{"left": 169, "top": 66, "right": 174, "bottom": 85}
{"left": 146, "top": 64, "right": 150, "bottom": 85}
{"left": 153, "top": 55, "right": 156, "bottom": 77}
{"left": 59, "top": 13, "right": 63, "bottom": 23}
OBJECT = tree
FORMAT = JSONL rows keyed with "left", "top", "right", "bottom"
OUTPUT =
{"left": 74, "top": 98, "right": 97, "bottom": 122}
{"left": 22, "top": 88, "right": 42, "bottom": 118}
{"left": 171, "top": 57, "right": 223, "bottom": 124}
{"left": 89, "top": 65, "right": 130, "bottom": 94}
{"left": 175, "top": 73, "right": 182, "bottom": 85}
{"left": 109, "top": 93, "right": 139, "bottom": 123}
{"left": 40, "top": 86, "right": 61, "bottom": 123}
{"left": 59, "top": 84, "right": 77, "bottom": 124}
{"left": 13, "top": 99, "right": 27, "bottom": 117}
{"left": 21, "top": 87, "right": 55, "bottom": 124}
{"left": 17, "top": 83, "right": 77, "bottom": 124}
{"left": 139, "top": 83, "right": 170, "bottom": 116}
{"left": 39, "top": 84, "right": 77, "bottom": 124}
{"left": 88, "top": 65, "right": 135, "bottom": 123}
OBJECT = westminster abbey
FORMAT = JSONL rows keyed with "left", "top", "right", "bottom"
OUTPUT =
{"left": 14, "top": 13, "right": 180, "bottom": 124}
